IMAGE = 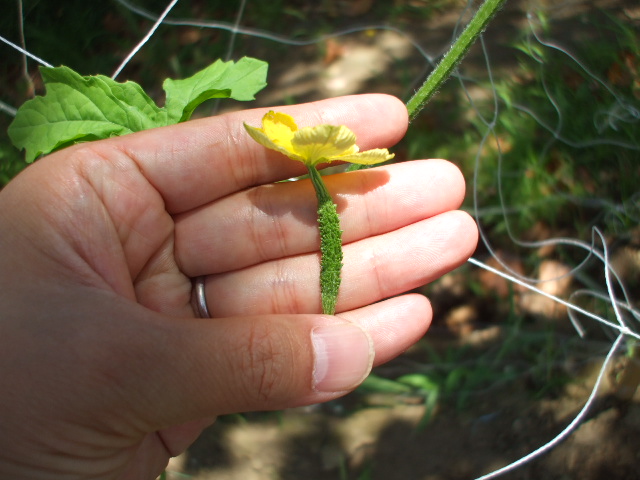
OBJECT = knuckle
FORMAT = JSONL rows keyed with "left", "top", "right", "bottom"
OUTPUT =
{"left": 239, "top": 322, "right": 289, "bottom": 402}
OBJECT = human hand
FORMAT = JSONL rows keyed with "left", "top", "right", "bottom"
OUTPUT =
{"left": 0, "top": 94, "right": 477, "bottom": 479}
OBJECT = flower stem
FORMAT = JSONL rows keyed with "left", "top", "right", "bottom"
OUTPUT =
{"left": 307, "top": 166, "right": 343, "bottom": 315}
{"left": 406, "top": 0, "right": 506, "bottom": 122}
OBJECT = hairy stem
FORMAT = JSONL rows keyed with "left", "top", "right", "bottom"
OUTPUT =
{"left": 406, "top": 0, "right": 507, "bottom": 121}
{"left": 307, "top": 166, "right": 343, "bottom": 315}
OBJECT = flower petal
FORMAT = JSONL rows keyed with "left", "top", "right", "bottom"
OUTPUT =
{"left": 243, "top": 122, "right": 299, "bottom": 159}
{"left": 244, "top": 111, "right": 307, "bottom": 161}
{"left": 244, "top": 111, "right": 394, "bottom": 167}
{"left": 292, "top": 124, "right": 358, "bottom": 165}
{"left": 337, "top": 149, "right": 395, "bottom": 165}
{"left": 261, "top": 111, "right": 298, "bottom": 148}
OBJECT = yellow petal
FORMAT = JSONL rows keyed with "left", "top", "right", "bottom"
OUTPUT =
{"left": 244, "top": 122, "right": 297, "bottom": 160}
{"left": 243, "top": 111, "right": 306, "bottom": 161}
{"left": 291, "top": 124, "right": 358, "bottom": 166}
{"left": 338, "top": 149, "right": 395, "bottom": 165}
{"left": 244, "top": 111, "right": 394, "bottom": 167}
{"left": 261, "top": 111, "right": 298, "bottom": 149}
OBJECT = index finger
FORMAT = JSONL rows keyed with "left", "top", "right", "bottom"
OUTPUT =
{"left": 105, "top": 94, "right": 409, "bottom": 214}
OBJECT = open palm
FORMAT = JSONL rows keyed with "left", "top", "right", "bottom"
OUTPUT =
{"left": 0, "top": 94, "right": 477, "bottom": 479}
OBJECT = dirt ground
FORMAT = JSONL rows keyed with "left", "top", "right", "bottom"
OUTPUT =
{"left": 167, "top": 344, "right": 640, "bottom": 480}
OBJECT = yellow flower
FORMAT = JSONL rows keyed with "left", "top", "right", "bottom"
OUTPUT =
{"left": 244, "top": 111, "right": 394, "bottom": 167}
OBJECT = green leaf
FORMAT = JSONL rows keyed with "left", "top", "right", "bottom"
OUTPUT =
{"left": 358, "top": 374, "right": 413, "bottom": 394}
{"left": 8, "top": 66, "right": 167, "bottom": 163}
{"left": 397, "top": 373, "right": 440, "bottom": 393}
{"left": 8, "top": 57, "right": 268, "bottom": 163}
{"left": 163, "top": 57, "right": 268, "bottom": 123}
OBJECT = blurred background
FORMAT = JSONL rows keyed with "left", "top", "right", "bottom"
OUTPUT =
{"left": 1, "top": 1, "right": 639, "bottom": 479}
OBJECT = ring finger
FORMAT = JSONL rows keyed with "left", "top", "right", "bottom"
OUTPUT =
{"left": 199, "top": 210, "right": 477, "bottom": 317}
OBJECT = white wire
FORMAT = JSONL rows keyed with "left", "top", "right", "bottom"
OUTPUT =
{"left": 0, "top": 100, "right": 18, "bottom": 117}
{"left": 473, "top": 333, "right": 625, "bottom": 480}
{"left": 111, "top": 0, "right": 180, "bottom": 79}
{"left": 469, "top": 232, "right": 636, "bottom": 479}
{"left": 224, "top": 0, "right": 247, "bottom": 61}
{"left": 112, "top": 0, "right": 438, "bottom": 65}
{"left": 0, "top": 34, "right": 52, "bottom": 67}
{"left": 467, "top": 257, "right": 639, "bottom": 341}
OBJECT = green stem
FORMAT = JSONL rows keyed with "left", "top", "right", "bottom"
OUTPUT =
{"left": 307, "top": 166, "right": 343, "bottom": 315}
{"left": 406, "top": 0, "right": 507, "bottom": 121}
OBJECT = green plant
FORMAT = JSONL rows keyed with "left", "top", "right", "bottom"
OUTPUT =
{"left": 399, "top": 9, "right": 639, "bottom": 250}
{"left": 483, "top": 10, "right": 639, "bottom": 238}
{"left": 8, "top": 58, "right": 268, "bottom": 162}
{"left": 406, "top": 0, "right": 507, "bottom": 121}
{"left": 0, "top": 140, "right": 25, "bottom": 185}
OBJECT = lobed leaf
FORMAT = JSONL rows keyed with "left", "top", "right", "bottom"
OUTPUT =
{"left": 163, "top": 57, "right": 268, "bottom": 123}
{"left": 8, "top": 57, "right": 268, "bottom": 162}
{"left": 8, "top": 66, "right": 167, "bottom": 163}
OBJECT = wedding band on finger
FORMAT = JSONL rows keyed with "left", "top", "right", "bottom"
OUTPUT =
{"left": 192, "top": 276, "right": 211, "bottom": 318}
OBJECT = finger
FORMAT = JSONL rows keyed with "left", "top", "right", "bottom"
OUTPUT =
{"left": 337, "top": 294, "right": 432, "bottom": 366}
{"left": 116, "top": 294, "right": 431, "bottom": 428}
{"left": 201, "top": 210, "right": 477, "bottom": 316}
{"left": 106, "top": 94, "right": 409, "bottom": 214}
{"left": 175, "top": 159, "right": 466, "bottom": 275}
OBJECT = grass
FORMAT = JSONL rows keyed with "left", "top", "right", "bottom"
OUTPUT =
{"left": 401, "top": 9, "right": 640, "bottom": 240}
{"left": 359, "top": 319, "right": 587, "bottom": 414}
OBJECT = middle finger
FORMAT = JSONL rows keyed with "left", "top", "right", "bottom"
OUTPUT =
{"left": 175, "top": 159, "right": 466, "bottom": 276}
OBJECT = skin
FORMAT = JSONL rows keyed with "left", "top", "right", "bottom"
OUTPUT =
{"left": 0, "top": 94, "right": 477, "bottom": 479}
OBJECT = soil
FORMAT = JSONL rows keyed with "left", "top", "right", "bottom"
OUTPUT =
{"left": 168, "top": 348, "right": 640, "bottom": 480}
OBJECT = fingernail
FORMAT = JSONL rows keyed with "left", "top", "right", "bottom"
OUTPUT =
{"left": 311, "top": 323, "right": 374, "bottom": 393}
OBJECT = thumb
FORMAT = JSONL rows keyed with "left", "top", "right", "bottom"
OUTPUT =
{"left": 116, "top": 307, "right": 375, "bottom": 429}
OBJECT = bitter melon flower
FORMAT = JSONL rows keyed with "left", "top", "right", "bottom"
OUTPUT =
{"left": 244, "top": 111, "right": 394, "bottom": 167}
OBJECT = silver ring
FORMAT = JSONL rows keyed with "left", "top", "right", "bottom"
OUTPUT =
{"left": 192, "top": 276, "right": 211, "bottom": 318}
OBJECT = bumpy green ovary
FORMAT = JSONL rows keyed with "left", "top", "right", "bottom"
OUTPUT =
{"left": 317, "top": 196, "right": 343, "bottom": 315}
{"left": 307, "top": 166, "right": 343, "bottom": 315}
